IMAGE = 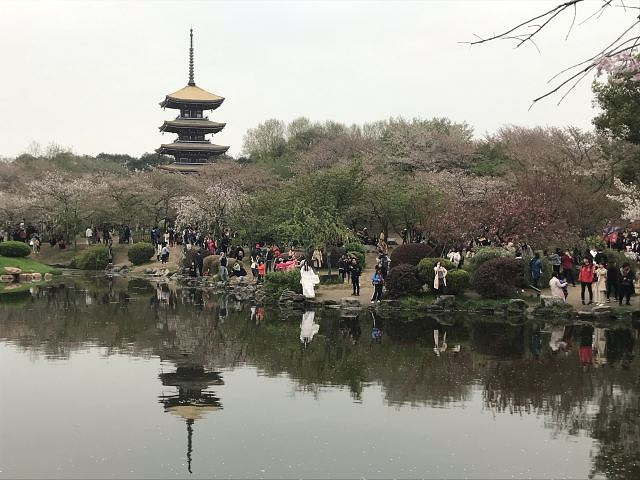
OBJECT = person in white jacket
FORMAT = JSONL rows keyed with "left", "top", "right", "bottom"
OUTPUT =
{"left": 549, "top": 273, "right": 568, "bottom": 301}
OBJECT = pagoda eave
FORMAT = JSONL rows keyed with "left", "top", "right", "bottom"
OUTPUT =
{"left": 160, "top": 97, "right": 224, "bottom": 110}
{"left": 159, "top": 120, "right": 226, "bottom": 134}
{"left": 156, "top": 143, "right": 229, "bottom": 155}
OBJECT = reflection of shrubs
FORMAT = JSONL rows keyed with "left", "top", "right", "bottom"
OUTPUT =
{"left": 264, "top": 269, "right": 302, "bottom": 299}
{"left": 127, "top": 242, "right": 155, "bottom": 265}
{"left": 0, "top": 241, "right": 31, "bottom": 258}
{"left": 416, "top": 257, "right": 456, "bottom": 286}
{"left": 385, "top": 264, "right": 422, "bottom": 298}
{"left": 471, "top": 257, "right": 525, "bottom": 298}
{"left": 73, "top": 246, "right": 109, "bottom": 270}
{"left": 390, "top": 243, "right": 435, "bottom": 267}
{"left": 466, "top": 247, "right": 512, "bottom": 274}
{"left": 444, "top": 269, "right": 471, "bottom": 295}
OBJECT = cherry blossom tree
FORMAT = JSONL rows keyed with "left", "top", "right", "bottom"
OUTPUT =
{"left": 608, "top": 178, "right": 640, "bottom": 221}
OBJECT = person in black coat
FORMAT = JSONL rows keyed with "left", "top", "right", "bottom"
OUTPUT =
{"left": 606, "top": 261, "right": 619, "bottom": 302}
{"left": 349, "top": 257, "right": 362, "bottom": 296}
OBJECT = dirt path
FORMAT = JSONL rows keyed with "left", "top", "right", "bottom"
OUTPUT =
{"left": 539, "top": 281, "right": 639, "bottom": 311}
{"left": 315, "top": 252, "right": 379, "bottom": 305}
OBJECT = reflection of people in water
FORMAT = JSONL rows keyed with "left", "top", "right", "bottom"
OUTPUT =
{"left": 530, "top": 328, "right": 542, "bottom": 359}
{"left": 593, "top": 327, "right": 607, "bottom": 366}
{"left": 549, "top": 326, "right": 567, "bottom": 353}
{"left": 300, "top": 310, "right": 319, "bottom": 346}
{"left": 370, "top": 312, "right": 382, "bottom": 343}
{"left": 433, "top": 320, "right": 460, "bottom": 356}
{"left": 579, "top": 325, "right": 594, "bottom": 366}
{"left": 217, "top": 294, "right": 228, "bottom": 324}
{"left": 255, "top": 305, "right": 264, "bottom": 325}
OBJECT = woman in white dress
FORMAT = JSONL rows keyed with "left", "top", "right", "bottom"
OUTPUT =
{"left": 300, "top": 261, "right": 320, "bottom": 298}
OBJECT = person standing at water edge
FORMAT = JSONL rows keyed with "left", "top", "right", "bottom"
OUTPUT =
{"left": 618, "top": 263, "right": 635, "bottom": 306}
{"left": 594, "top": 262, "right": 607, "bottom": 306}
{"left": 349, "top": 257, "right": 361, "bottom": 296}
{"left": 606, "top": 261, "right": 619, "bottom": 302}
{"left": 371, "top": 265, "right": 384, "bottom": 303}
{"left": 433, "top": 261, "right": 447, "bottom": 295}
{"left": 300, "top": 260, "right": 320, "bottom": 298}
{"left": 578, "top": 257, "right": 595, "bottom": 305}
{"left": 219, "top": 252, "right": 229, "bottom": 283}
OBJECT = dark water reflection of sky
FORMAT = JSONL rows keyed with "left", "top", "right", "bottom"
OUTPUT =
{"left": 0, "top": 276, "right": 638, "bottom": 479}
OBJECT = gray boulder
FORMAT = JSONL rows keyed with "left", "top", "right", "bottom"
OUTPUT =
{"left": 540, "top": 295, "right": 565, "bottom": 307}
{"left": 433, "top": 295, "right": 456, "bottom": 310}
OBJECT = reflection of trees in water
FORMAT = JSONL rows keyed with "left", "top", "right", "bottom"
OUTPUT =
{"left": 1, "top": 277, "right": 640, "bottom": 478}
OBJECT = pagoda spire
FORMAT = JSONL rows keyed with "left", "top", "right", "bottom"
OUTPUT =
{"left": 188, "top": 28, "right": 195, "bottom": 86}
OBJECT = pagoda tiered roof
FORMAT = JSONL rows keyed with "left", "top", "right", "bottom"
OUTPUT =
{"left": 156, "top": 141, "right": 229, "bottom": 155}
{"left": 160, "top": 85, "right": 225, "bottom": 109}
{"left": 159, "top": 119, "right": 226, "bottom": 134}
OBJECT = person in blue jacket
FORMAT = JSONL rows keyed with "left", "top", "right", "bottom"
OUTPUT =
{"left": 371, "top": 265, "right": 384, "bottom": 303}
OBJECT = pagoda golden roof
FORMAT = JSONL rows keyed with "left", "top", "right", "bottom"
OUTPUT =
{"left": 167, "top": 85, "right": 223, "bottom": 102}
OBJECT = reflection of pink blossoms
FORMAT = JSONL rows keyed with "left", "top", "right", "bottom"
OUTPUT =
{"left": 596, "top": 52, "right": 640, "bottom": 82}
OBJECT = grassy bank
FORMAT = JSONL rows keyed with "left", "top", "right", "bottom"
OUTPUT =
{"left": 0, "top": 256, "right": 61, "bottom": 275}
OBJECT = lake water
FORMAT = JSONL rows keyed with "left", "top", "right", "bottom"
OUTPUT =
{"left": 0, "top": 276, "right": 638, "bottom": 479}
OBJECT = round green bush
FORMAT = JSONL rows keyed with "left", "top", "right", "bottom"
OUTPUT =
{"left": 390, "top": 243, "right": 436, "bottom": 267}
{"left": 344, "top": 242, "right": 366, "bottom": 268}
{"left": 346, "top": 250, "right": 365, "bottom": 269}
{"left": 416, "top": 257, "right": 457, "bottom": 286}
{"left": 128, "top": 242, "right": 156, "bottom": 265}
{"left": 385, "top": 264, "right": 422, "bottom": 298}
{"left": 444, "top": 269, "right": 471, "bottom": 295}
{"left": 73, "top": 246, "right": 109, "bottom": 270}
{"left": 471, "top": 257, "right": 525, "bottom": 299}
{"left": 466, "top": 246, "right": 512, "bottom": 274}
{"left": 264, "top": 269, "right": 302, "bottom": 299}
{"left": 0, "top": 241, "right": 31, "bottom": 258}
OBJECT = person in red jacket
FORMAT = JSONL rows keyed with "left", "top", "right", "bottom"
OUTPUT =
{"left": 578, "top": 257, "right": 596, "bottom": 305}
{"left": 561, "top": 250, "right": 575, "bottom": 286}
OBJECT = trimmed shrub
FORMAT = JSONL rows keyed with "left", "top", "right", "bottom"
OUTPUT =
{"left": 444, "top": 269, "right": 471, "bottom": 295}
{"left": 416, "top": 257, "right": 457, "bottom": 286}
{"left": 344, "top": 242, "right": 366, "bottom": 268}
{"left": 128, "top": 242, "right": 155, "bottom": 265}
{"left": 603, "top": 249, "right": 636, "bottom": 272}
{"left": 390, "top": 243, "right": 436, "bottom": 267}
{"left": 465, "top": 246, "right": 512, "bottom": 274}
{"left": 264, "top": 269, "right": 302, "bottom": 299}
{"left": 385, "top": 264, "right": 422, "bottom": 298}
{"left": 73, "top": 246, "right": 109, "bottom": 270}
{"left": 523, "top": 253, "right": 552, "bottom": 288}
{"left": 346, "top": 250, "right": 365, "bottom": 269}
{"left": 471, "top": 257, "right": 526, "bottom": 299}
{"left": 0, "top": 241, "right": 31, "bottom": 258}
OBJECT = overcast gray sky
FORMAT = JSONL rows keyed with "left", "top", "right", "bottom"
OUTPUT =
{"left": 0, "top": 0, "right": 631, "bottom": 158}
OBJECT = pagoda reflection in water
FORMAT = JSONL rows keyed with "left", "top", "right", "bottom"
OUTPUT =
{"left": 159, "top": 365, "right": 224, "bottom": 474}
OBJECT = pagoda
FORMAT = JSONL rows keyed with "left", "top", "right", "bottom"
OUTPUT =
{"left": 157, "top": 29, "right": 229, "bottom": 172}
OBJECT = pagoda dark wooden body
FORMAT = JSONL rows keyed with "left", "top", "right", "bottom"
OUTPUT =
{"left": 157, "top": 30, "right": 228, "bottom": 170}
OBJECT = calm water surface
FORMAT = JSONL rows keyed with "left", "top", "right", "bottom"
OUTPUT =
{"left": 0, "top": 276, "right": 638, "bottom": 479}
